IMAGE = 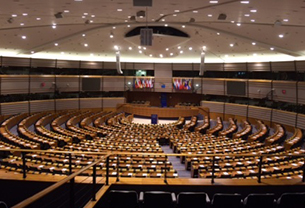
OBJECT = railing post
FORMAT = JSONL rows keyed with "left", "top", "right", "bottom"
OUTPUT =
{"left": 116, "top": 154, "right": 120, "bottom": 182}
{"left": 70, "top": 178, "right": 75, "bottom": 208}
{"left": 302, "top": 157, "right": 305, "bottom": 183}
{"left": 22, "top": 152, "right": 27, "bottom": 179}
{"left": 106, "top": 156, "right": 109, "bottom": 186}
{"left": 92, "top": 164, "right": 96, "bottom": 201}
{"left": 69, "top": 153, "right": 72, "bottom": 175}
{"left": 164, "top": 158, "right": 167, "bottom": 184}
{"left": 258, "top": 156, "right": 263, "bottom": 183}
{"left": 211, "top": 156, "right": 215, "bottom": 184}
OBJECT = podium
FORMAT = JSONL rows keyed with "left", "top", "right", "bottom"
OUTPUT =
{"left": 151, "top": 114, "right": 158, "bottom": 124}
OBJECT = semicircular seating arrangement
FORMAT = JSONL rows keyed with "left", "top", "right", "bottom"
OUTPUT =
{"left": 0, "top": 110, "right": 304, "bottom": 180}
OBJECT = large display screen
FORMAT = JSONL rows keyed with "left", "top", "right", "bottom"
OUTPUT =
{"left": 82, "top": 78, "right": 100, "bottom": 91}
{"left": 134, "top": 78, "right": 154, "bottom": 89}
{"left": 227, "top": 81, "right": 246, "bottom": 96}
{"left": 173, "top": 78, "right": 192, "bottom": 90}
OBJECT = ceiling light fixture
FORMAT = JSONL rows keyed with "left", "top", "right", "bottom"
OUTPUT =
{"left": 110, "top": 32, "right": 114, "bottom": 38}
{"left": 21, "top": 36, "right": 26, "bottom": 39}
{"left": 252, "top": 42, "right": 256, "bottom": 45}
{"left": 240, "top": 1, "right": 249, "bottom": 3}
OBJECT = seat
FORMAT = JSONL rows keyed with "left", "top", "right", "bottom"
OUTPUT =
{"left": 177, "top": 192, "right": 210, "bottom": 208}
{"left": 109, "top": 190, "right": 139, "bottom": 208}
{"left": 140, "top": 191, "right": 176, "bottom": 208}
{"left": 212, "top": 193, "right": 242, "bottom": 208}
{"left": 244, "top": 193, "right": 276, "bottom": 208}
{"left": 277, "top": 192, "right": 305, "bottom": 208}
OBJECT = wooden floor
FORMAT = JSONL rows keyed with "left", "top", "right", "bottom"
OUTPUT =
{"left": 1, "top": 169, "right": 304, "bottom": 186}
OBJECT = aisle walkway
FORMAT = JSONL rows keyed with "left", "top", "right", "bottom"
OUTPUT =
{"left": 161, "top": 145, "right": 191, "bottom": 178}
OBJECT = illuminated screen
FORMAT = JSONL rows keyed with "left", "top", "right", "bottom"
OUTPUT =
{"left": 173, "top": 78, "right": 192, "bottom": 90}
{"left": 134, "top": 78, "right": 154, "bottom": 89}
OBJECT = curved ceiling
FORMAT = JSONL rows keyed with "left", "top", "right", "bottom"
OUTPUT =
{"left": 0, "top": 0, "right": 305, "bottom": 63}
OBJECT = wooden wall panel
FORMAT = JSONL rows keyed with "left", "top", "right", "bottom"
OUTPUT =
{"left": 31, "top": 59, "right": 56, "bottom": 68}
{"left": 225, "top": 103, "right": 247, "bottom": 117}
{"left": 225, "top": 79, "right": 248, "bottom": 97}
{"left": 172, "top": 63, "right": 192, "bottom": 71}
{"left": 30, "top": 75, "right": 55, "bottom": 93}
{"left": 272, "top": 109, "right": 296, "bottom": 127}
{"left": 202, "top": 78, "right": 225, "bottom": 95}
{"left": 273, "top": 81, "right": 296, "bottom": 103}
{"left": 103, "top": 97, "right": 125, "bottom": 108}
{"left": 56, "top": 98, "right": 79, "bottom": 110}
{"left": 205, "top": 63, "right": 223, "bottom": 71}
{"left": 80, "top": 98, "right": 101, "bottom": 109}
{"left": 248, "top": 80, "right": 272, "bottom": 99}
{"left": 30, "top": 100, "right": 54, "bottom": 113}
{"left": 297, "top": 114, "right": 305, "bottom": 130}
{"left": 134, "top": 63, "right": 154, "bottom": 70}
{"left": 2, "top": 57, "right": 30, "bottom": 67}
{"left": 154, "top": 63, "right": 172, "bottom": 71}
{"left": 201, "top": 101, "right": 224, "bottom": 113}
{"left": 103, "top": 76, "right": 124, "bottom": 91}
{"left": 1, "top": 76, "right": 29, "bottom": 94}
{"left": 224, "top": 63, "right": 247, "bottom": 71}
{"left": 104, "top": 62, "right": 116, "bottom": 69}
{"left": 295, "top": 61, "right": 305, "bottom": 72}
{"left": 271, "top": 61, "right": 295, "bottom": 72}
{"left": 81, "top": 61, "right": 103, "bottom": 69}
{"left": 247, "top": 62, "right": 270, "bottom": 71}
{"left": 56, "top": 76, "right": 79, "bottom": 92}
{"left": 1, "top": 101, "right": 29, "bottom": 115}
{"left": 298, "top": 82, "right": 305, "bottom": 105}
{"left": 155, "top": 78, "right": 172, "bottom": 92}
{"left": 248, "top": 106, "right": 271, "bottom": 121}
{"left": 56, "top": 60, "right": 79, "bottom": 69}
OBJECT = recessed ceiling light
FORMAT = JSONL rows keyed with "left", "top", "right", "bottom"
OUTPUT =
{"left": 270, "top": 47, "right": 275, "bottom": 50}
{"left": 250, "top": 9, "right": 257, "bottom": 13}
{"left": 253, "top": 53, "right": 257, "bottom": 56}
{"left": 61, "top": 52, "right": 65, "bottom": 54}
{"left": 159, "top": 54, "right": 163, "bottom": 57}
{"left": 225, "top": 54, "right": 229, "bottom": 57}
{"left": 83, "top": 13, "right": 88, "bottom": 15}
{"left": 117, "top": 9, "right": 123, "bottom": 12}
{"left": 208, "top": 14, "right": 213, "bottom": 17}
{"left": 36, "top": 17, "right": 41, "bottom": 20}
{"left": 236, "top": 23, "right": 241, "bottom": 26}
{"left": 278, "top": 34, "right": 284, "bottom": 38}
{"left": 21, "top": 36, "right": 26, "bottom": 39}
{"left": 170, "top": 53, "right": 173, "bottom": 56}
{"left": 89, "top": 20, "right": 93, "bottom": 23}
{"left": 166, "top": 48, "right": 169, "bottom": 51}
{"left": 138, "top": 46, "right": 142, "bottom": 49}
{"left": 64, "top": 10, "right": 70, "bottom": 13}
{"left": 160, "top": 14, "right": 164, "bottom": 16}
{"left": 209, "top": 0, "right": 218, "bottom": 3}
{"left": 173, "top": 14, "right": 177, "bottom": 17}
{"left": 149, "top": 54, "right": 152, "bottom": 57}
{"left": 161, "top": 19, "right": 165, "bottom": 21}
{"left": 113, "top": 26, "right": 116, "bottom": 29}
{"left": 244, "top": 14, "right": 250, "bottom": 17}
{"left": 251, "top": 19, "right": 255, "bottom": 22}
{"left": 283, "top": 19, "right": 289, "bottom": 22}
{"left": 52, "top": 25, "right": 56, "bottom": 29}
{"left": 110, "top": 33, "right": 114, "bottom": 38}
{"left": 193, "top": 11, "right": 198, "bottom": 13}
{"left": 143, "top": 47, "right": 147, "bottom": 50}
{"left": 174, "top": 10, "right": 180, "bottom": 12}
{"left": 82, "top": 34, "right": 86, "bottom": 37}
{"left": 127, "top": 25, "right": 130, "bottom": 27}
{"left": 74, "top": 0, "right": 83, "bottom": 1}
{"left": 20, "top": 23, "right": 24, "bottom": 26}
{"left": 84, "top": 43, "right": 88, "bottom": 47}
{"left": 217, "top": 32, "right": 220, "bottom": 35}
{"left": 11, "top": 14, "right": 17, "bottom": 17}
{"left": 182, "top": 25, "right": 186, "bottom": 28}
{"left": 31, "top": 51, "right": 35, "bottom": 54}
{"left": 240, "top": 1, "right": 249, "bottom": 4}
{"left": 54, "top": 43, "right": 59, "bottom": 46}
{"left": 180, "top": 50, "right": 183, "bottom": 54}
{"left": 90, "top": 53, "right": 94, "bottom": 56}
{"left": 203, "top": 46, "right": 207, "bottom": 50}
{"left": 82, "top": 16, "right": 86, "bottom": 19}
{"left": 189, "top": 47, "right": 193, "bottom": 50}
{"left": 128, "top": 47, "right": 132, "bottom": 50}
{"left": 178, "top": 46, "right": 181, "bottom": 49}
{"left": 164, "top": 24, "right": 168, "bottom": 27}
{"left": 230, "top": 43, "right": 234, "bottom": 47}
{"left": 114, "top": 45, "right": 119, "bottom": 50}
{"left": 22, "top": 13, "right": 28, "bottom": 16}
{"left": 252, "top": 42, "right": 256, "bottom": 45}
{"left": 139, "top": 50, "right": 142, "bottom": 53}
{"left": 231, "top": 21, "right": 235, "bottom": 23}
{"left": 91, "top": 15, "right": 95, "bottom": 17}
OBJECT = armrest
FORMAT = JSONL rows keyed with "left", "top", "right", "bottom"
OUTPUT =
{"left": 139, "top": 192, "right": 144, "bottom": 202}
{"left": 171, "top": 192, "right": 177, "bottom": 203}
{"left": 205, "top": 193, "right": 210, "bottom": 204}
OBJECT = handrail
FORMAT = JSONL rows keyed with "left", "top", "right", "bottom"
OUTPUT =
{"left": 1, "top": 148, "right": 305, "bottom": 158}
{"left": 12, "top": 153, "right": 111, "bottom": 208}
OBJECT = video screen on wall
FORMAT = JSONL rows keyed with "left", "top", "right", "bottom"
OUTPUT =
{"left": 227, "top": 81, "right": 246, "bottom": 96}
{"left": 134, "top": 78, "right": 154, "bottom": 89}
{"left": 173, "top": 78, "right": 192, "bottom": 90}
{"left": 82, "top": 78, "right": 101, "bottom": 91}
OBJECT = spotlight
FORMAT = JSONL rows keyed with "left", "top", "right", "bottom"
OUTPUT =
{"left": 54, "top": 12, "right": 63, "bottom": 19}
